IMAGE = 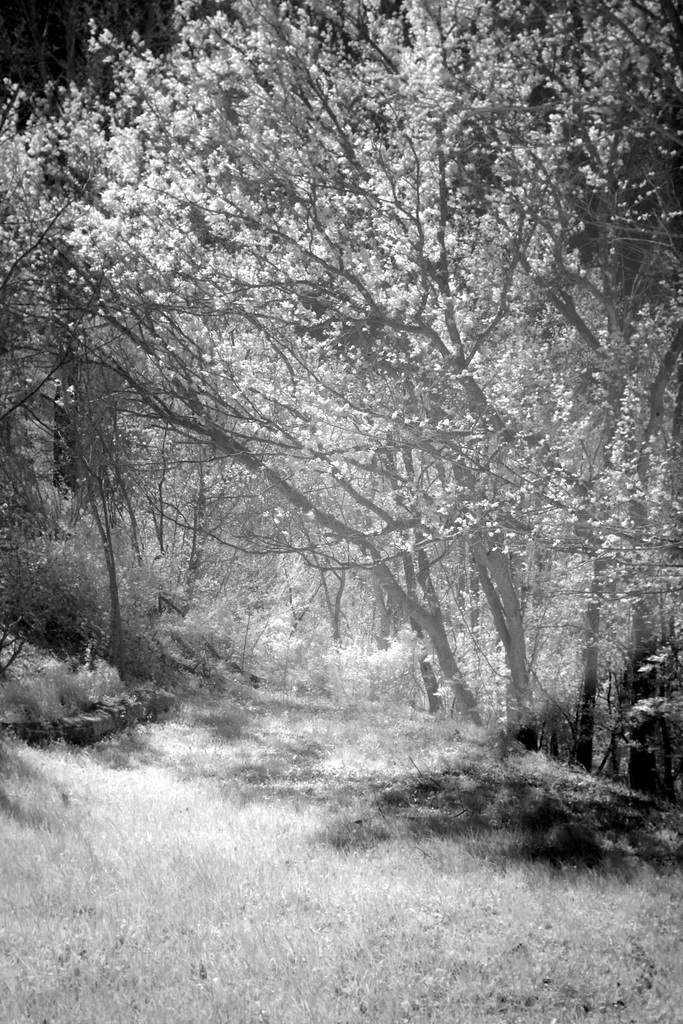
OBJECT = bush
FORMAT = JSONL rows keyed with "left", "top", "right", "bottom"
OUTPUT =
{"left": 322, "top": 629, "right": 423, "bottom": 705}
{"left": 528, "top": 822, "right": 603, "bottom": 867}
{"left": 1, "top": 535, "right": 109, "bottom": 663}
{"left": 0, "top": 658, "right": 123, "bottom": 722}
{"left": 251, "top": 617, "right": 423, "bottom": 706}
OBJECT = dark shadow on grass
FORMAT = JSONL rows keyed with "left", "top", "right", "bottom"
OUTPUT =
{"left": 317, "top": 812, "right": 393, "bottom": 851}
{"left": 146, "top": 694, "right": 680, "bottom": 876}
{"left": 0, "top": 738, "right": 73, "bottom": 830}
{"left": 197, "top": 709, "right": 248, "bottom": 742}
{"left": 0, "top": 738, "right": 42, "bottom": 782}
{"left": 0, "top": 785, "right": 61, "bottom": 830}
{"left": 85, "top": 695, "right": 253, "bottom": 772}
{"left": 14, "top": 685, "right": 679, "bottom": 875}
{"left": 185, "top": 697, "right": 260, "bottom": 744}
{"left": 85, "top": 694, "right": 331, "bottom": 794}
{"left": 233, "top": 737, "right": 327, "bottom": 787}
{"left": 309, "top": 765, "right": 683, "bottom": 872}
{"left": 361, "top": 767, "right": 683, "bottom": 872}
{"left": 85, "top": 725, "right": 161, "bottom": 770}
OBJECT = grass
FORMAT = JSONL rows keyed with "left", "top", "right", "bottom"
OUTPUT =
{"left": 1, "top": 689, "right": 683, "bottom": 1023}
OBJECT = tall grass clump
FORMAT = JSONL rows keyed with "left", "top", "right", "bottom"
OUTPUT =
{"left": 252, "top": 619, "right": 424, "bottom": 707}
{"left": 0, "top": 659, "right": 123, "bottom": 722}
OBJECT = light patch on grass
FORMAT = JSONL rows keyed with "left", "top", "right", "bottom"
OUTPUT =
{"left": 1, "top": 697, "right": 682, "bottom": 1023}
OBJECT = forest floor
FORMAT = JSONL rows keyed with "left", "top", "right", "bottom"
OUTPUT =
{"left": 1, "top": 686, "right": 683, "bottom": 1024}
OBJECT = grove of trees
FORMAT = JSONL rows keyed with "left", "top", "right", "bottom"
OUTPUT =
{"left": 1, "top": 0, "right": 682, "bottom": 797}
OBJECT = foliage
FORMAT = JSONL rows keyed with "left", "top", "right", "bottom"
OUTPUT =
{"left": 322, "top": 627, "right": 423, "bottom": 705}
{"left": 0, "top": 531, "right": 109, "bottom": 664}
{"left": 1, "top": 0, "right": 683, "bottom": 778}
{"left": 253, "top": 620, "right": 423, "bottom": 705}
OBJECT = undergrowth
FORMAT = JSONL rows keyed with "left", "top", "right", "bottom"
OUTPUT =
{"left": 0, "top": 658, "right": 124, "bottom": 722}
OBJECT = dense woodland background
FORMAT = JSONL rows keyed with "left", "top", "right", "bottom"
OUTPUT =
{"left": 1, "top": 0, "right": 683, "bottom": 797}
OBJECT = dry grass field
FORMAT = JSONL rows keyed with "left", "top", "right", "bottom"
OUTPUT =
{"left": 2, "top": 690, "right": 682, "bottom": 1024}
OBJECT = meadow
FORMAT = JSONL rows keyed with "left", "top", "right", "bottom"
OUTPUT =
{"left": 1, "top": 689, "right": 682, "bottom": 1024}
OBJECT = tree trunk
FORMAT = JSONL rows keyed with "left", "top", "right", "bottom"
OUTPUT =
{"left": 402, "top": 553, "right": 442, "bottom": 712}
{"left": 53, "top": 349, "right": 79, "bottom": 492}
{"left": 660, "top": 716, "right": 676, "bottom": 804}
{"left": 471, "top": 538, "right": 535, "bottom": 745}
{"left": 407, "top": 613, "right": 443, "bottom": 713}
{"left": 417, "top": 651, "right": 442, "bottom": 714}
{"left": 628, "top": 724, "right": 659, "bottom": 796}
{"left": 115, "top": 463, "right": 143, "bottom": 563}
{"left": 321, "top": 569, "right": 346, "bottom": 645}
{"left": 610, "top": 731, "right": 621, "bottom": 778}
{"left": 89, "top": 476, "right": 127, "bottom": 681}
{"left": 576, "top": 558, "right": 604, "bottom": 771}
{"left": 627, "top": 598, "right": 660, "bottom": 796}
{"left": 371, "top": 576, "right": 403, "bottom": 651}
{"left": 187, "top": 458, "right": 206, "bottom": 594}
{"left": 422, "top": 608, "right": 480, "bottom": 721}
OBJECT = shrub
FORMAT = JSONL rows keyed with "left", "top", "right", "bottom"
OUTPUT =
{"left": 1, "top": 536, "right": 109, "bottom": 663}
{"left": 321, "top": 629, "right": 423, "bottom": 705}
{"left": 251, "top": 621, "right": 422, "bottom": 705}
{"left": 536, "top": 823, "right": 603, "bottom": 867}
{"left": 0, "top": 659, "right": 123, "bottom": 722}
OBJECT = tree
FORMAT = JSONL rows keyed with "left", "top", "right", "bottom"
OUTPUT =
{"left": 51, "top": 2, "right": 490, "bottom": 720}
{"left": 8, "top": 0, "right": 681, "bottom": 756}
{"left": 471, "top": 0, "right": 683, "bottom": 767}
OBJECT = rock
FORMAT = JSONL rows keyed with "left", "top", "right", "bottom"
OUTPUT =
{"left": 0, "top": 688, "right": 177, "bottom": 748}
{"left": 59, "top": 710, "right": 117, "bottom": 745}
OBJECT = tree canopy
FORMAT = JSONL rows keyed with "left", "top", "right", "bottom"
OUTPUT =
{"left": 2, "top": 0, "right": 682, "bottom": 791}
